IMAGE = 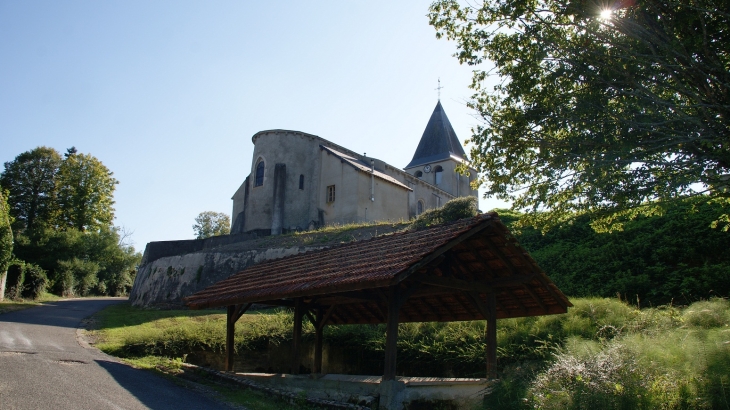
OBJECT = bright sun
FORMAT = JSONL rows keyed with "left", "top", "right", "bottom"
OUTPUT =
{"left": 600, "top": 8, "right": 613, "bottom": 20}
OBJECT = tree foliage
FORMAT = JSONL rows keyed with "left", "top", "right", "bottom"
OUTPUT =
{"left": 0, "top": 147, "right": 62, "bottom": 232}
{"left": 0, "top": 191, "right": 12, "bottom": 275}
{"left": 0, "top": 191, "right": 13, "bottom": 300}
{"left": 193, "top": 211, "right": 230, "bottom": 239}
{"left": 429, "top": 0, "right": 730, "bottom": 231}
{"left": 1, "top": 146, "right": 138, "bottom": 297}
{"left": 57, "top": 151, "right": 117, "bottom": 232}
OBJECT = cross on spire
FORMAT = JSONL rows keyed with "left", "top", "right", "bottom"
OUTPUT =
{"left": 435, "top": 78, "right": 444, "bottom": 100}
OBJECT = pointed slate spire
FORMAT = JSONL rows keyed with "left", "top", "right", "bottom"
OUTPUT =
{"left": 406, "top": 101, "right": 467, "bottom": 169}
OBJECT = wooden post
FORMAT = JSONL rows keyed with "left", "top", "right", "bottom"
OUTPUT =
{"left": 314, "top": 308, "right": 324, "bottom": 374}
{"left": 225, "top": 305, "right": 235, "bottom": 372}
{"left": 486, "top": 293, "right": 497, "bottom": 378}
{"left": 291, "top": 298, "right": 304, "bottom": 375}
{"left": 383, "top": 286, "right": 403, "bottom": 381}
{"left": 224, "top": 303, "right": 251, "bottom": 373}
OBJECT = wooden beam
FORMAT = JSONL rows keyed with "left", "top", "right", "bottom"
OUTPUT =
{"left": 225, "top": 305, "right": 236, "bottom": 372}
{"left": 452, "top": 293, "right": 475, "bottom": 316}
{"left": 233, "top": 303, "right": 252, "bottom": 322}
{"left": 410, "top": 297, "right": 442, "bottom": 322}
{"left": 361, "top": 302, "right": 385, "bottom": 322}
{"left": 466, "top": 292, "right": 491, "bottom": 320}
{"left": 332, "top": 289, "right": 385, "bottom": 302}
{"left": 383, "top": 285, "right": 404, "bottom": 381}
{"left": 391, "top": 221, "right": 494, "bottom": 285}
{"left": 522, "top": 284, "right": 548, "bottom": 313}
{"left": 494, "top": 293, "right": 510, "bottom": 316}
{"left": 314, "top": 308, "right": 324, "bottom": 374}
{"left": 489, "top": 274, "right": 536, "bottom": 287}
{"left": 448, "top": 251, "right": 474, "bottom": 278}
{"left": 432, "top": 295, "right": 457, "bottom": 318}
{"left": 532, "top": 274, "right": 570, "bottom": 309}
{"left": 430, "top": 301, "right": 446, "bottom": 322}
{"left": 504, "top": 288, "right": 529, "bottom": 315}
{"left": 291, "top": 298, "right": 304, "bottom": 375}
{"left": 486, "top": 293, "right": 497, "bottom": 378}
{"left": 341, "top": 302, "right": 369, "bottom": 323}
{"left": 482, "top": 238, "right": 570, "bottom": 310}
{"left": 318, "top": 305, "right": 337, "bottom": 330}
{"left": 417, "top": 274, "right": 493, "bottom": 293}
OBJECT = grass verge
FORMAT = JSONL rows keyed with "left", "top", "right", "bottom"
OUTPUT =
{"left": 0, "top": 292, "right": 62, "bottom": 314}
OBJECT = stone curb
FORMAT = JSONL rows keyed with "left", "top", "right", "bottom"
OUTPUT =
{"left": 180, "top": 363, "right": 372, "bottom": 410}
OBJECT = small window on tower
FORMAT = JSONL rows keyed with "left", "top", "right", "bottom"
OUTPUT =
{"left": 299, "top": 174, "right": 304, "bottom": 190}
{"left": 417, "top": 200, "right": 424, "bottom": 215}
{"left": 326, "top": 185, "right": 336, "bottom": 203}
{"left": 434, "top": 165, "right": 443, "bottom": 185}
{"left": 254, "top": 160, "right": 265, "bottom": 187}
{"left": 415, "top": 171, "right": 423, "bottom": 178}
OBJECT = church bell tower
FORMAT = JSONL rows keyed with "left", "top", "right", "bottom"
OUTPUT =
{"left": 404, "top": 101, "right": 476, "bottom": 199}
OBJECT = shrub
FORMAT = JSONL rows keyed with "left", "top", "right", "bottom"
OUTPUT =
{"left": 682, "top": 298, "right": 730, "bottom": 329}
{"left": 409, "top": 196, "right": 478, "bottom": 230}
{"left": 55, "top": 258, "right": 99, "bottom": 296}
{"left": 528, "top": 343, "right": 654, "bottom": 410}
{"left": 4, "top": 261, "right": 25, "bottom": 300}
{"left": 21, "top": 263, "right": 48, "bottom": 300}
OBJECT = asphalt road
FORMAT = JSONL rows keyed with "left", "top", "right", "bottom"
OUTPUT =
{"left": 0, "top": 298, "right": 233, "bottom": 410}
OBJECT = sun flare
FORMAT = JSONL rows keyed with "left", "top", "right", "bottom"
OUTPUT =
{"left": 600, "top": 8, "right": 613, "bottom": 20}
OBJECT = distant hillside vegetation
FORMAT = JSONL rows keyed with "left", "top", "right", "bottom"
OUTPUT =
{"left": 497, "top": 197, "right": 730, "bottom": 305}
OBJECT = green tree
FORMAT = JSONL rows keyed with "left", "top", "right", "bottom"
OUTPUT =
{"left": 193, "top": 211, "right": 230, "bottom": 239}
{"left": 429, "top": 0, "right": 730, "bottom": 231}
{"left": 0, "top": 191, "right": 13, "bottom": 300}
{"left": 0, "top": 147, "right": 62, "bottom": 232}
{"left": 57, "top": 151, "right": 118, "bottom": 232}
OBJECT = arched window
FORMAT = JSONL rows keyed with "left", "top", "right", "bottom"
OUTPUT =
{"left": 434, "top": 165, "right": 443, "bottom": 185}
{"left": 254, "top": 160, "right": 265, "bottom": 187}
{"left": 415, "top": 171, "right": 423, "bottom": 178}
{"left": 417, "top": 200, "right": 424, "bottom": 215}
{"left": 299, "top": 174, "right": 304, "bottom": 190}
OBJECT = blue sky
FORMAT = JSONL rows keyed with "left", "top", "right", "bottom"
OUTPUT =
{"left": 0, "top": 1, "right": 507, "bottom": 250}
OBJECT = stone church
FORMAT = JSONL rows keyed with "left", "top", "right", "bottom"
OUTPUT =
{"left": 230, "top": 101, "right": 478, "bottom": 236}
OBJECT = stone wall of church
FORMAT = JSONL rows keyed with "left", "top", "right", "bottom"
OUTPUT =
{"left": 317, "top": 151, "right": 411, "bottom": 225}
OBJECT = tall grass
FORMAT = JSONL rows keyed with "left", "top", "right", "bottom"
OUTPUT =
{"left": 525, "top": 298, "right": 730, "bottom": 410}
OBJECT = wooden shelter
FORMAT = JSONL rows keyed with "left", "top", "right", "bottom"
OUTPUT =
{"left": 184, "top": 213, "right": 572, "bottom": 379}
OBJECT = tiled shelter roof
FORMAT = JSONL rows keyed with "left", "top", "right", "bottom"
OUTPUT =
{"left": 185, "top": 214, "right": 572, "bottom": 323}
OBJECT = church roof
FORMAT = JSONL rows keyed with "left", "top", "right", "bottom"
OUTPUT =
{"left": 406, "top": 101, "right": 467, "bottom": 169}
{"left": 320, "top": 145, "right": 412, "bottom": 191}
